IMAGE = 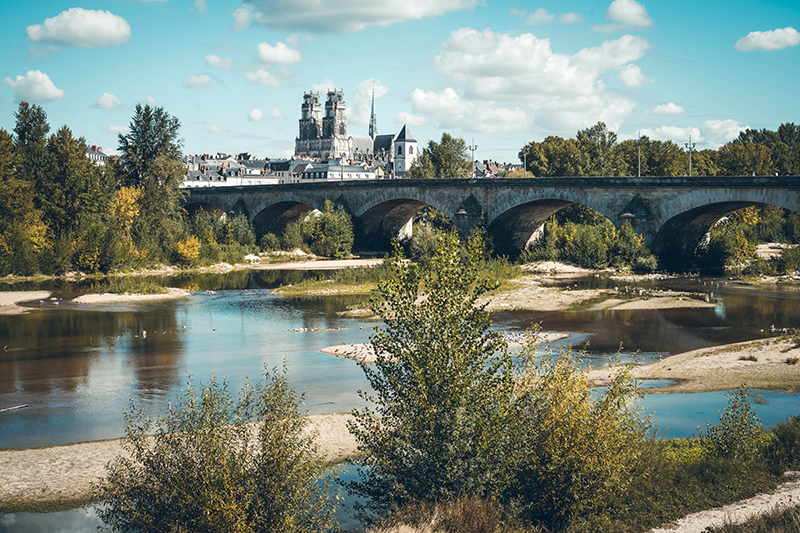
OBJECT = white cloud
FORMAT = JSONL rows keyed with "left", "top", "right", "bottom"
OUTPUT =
{"left": 26, "top": 8, "right": 130, "bottom": 48}
{"left": 416, "top": 28, "right": 651, "bottom": 133}
{"left": 208, "top": 125, "right": 229, "bottom": 133}
{"left": 638, "top": 125, "right": 701, "bottom": 143}
{"left": 396, "top": 111, "right": 430, "bottom": 128}
{"left": 94, "top": 92, "right": 124, "bottom": 109}
{"left": 184, "top": 74, "right": 214, "bottom": 88}
{"left": 701, "top": 119, "right": 747, "bottom": 146}
{"left": 193, "top": 0, "right": 208, "bottom": 12}
{"left": 257, "top": 41, "right": 301, "bottom": 64}
{"left": 286, "top": 34, "right": 300, "bottom": 47}
{"left": 238, "top": 0, "right": 482, "bottom": 33}
{"left": 649, "top": 102, "right": 684, "bottom": 115}
{"left": 410, "top": 87, "right": 533, "bottom": 133}
{"left": 271, "top": 108, "right": 287, "bottom": 119}
{"left": 244, "top": 68, "right": 281, "bottom": 86}
{"left": 249, "top": 109, "right": 265, "bottom": 121}
{"left": 617, "top": 64, "right": 653, "bottom": 86}
{"left": 560, "top": 12, "right": 584, "bottom": 24}
{"left": 232, "top": 4, "right": 253, "bottom": 30}
{"left": 348, "top": 79, "right": 390, "bottom": 126}
{"left": 735, "top": 27, "right": 800, "bottom": 51}
{"left": 109, "top": 124, "right": 130, "bottom": 134}
{"left": 525, "top": 8, "right": 554, "bottom": 25}
{"left": 508, "top": 8, "right": 527, "bottom": 18}
{"left": 311, "top": 78, "right": 337, "bottom": 93}
{"left": 2, "top": 70, "right": 64, "bottom": 102}
{"left": 143, "top": 95, "right": 159, "bottom": 105}
{"left": 205, "top": 54, "right": 233, "bottom": 68}
{"left": 593, "top": 0, "right": 652, "bottom": 33}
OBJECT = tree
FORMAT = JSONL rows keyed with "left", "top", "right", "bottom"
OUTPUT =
{"left": 717, "top": 140, "right": 775, "bottom": 176}
{"left": 118, "top": 104, "right": 183, "bottom": 187}
{"left": 576, "top": 121, "right": 625, "bottom": 176}
{"left": 617, "top": 137, "right": 682, "bottom": 177}
{"left": 519, "top": 136, "right": 584, "bottom": 177}
{"left": 96, "top": 366, "right": 339, "bottom": 533}
{"left": 407, "top": 133, "right": 471, "bottom": 179}
{"left": 347, "top": 234, "right": 515, "bottom": 519}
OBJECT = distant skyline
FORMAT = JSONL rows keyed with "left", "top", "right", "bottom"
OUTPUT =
{"left": 1, "top": 0, "right": 798, "bottom": 162}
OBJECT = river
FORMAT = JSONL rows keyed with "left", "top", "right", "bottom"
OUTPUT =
{"left": 1, "top": 269, "right": 800, "bottom": 531}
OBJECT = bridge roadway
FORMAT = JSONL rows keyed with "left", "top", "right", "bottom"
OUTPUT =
{"left": 183, "top": 176, "right": 800, "bottom": 268}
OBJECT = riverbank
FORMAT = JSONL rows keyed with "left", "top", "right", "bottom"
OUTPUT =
{"left": 72, "top": 287, "right": 191, "bottom": 305}
{"left": 0, "top": 292, "right": 52, "bottom": 315}
{"left": 0, "top": 413, "right": 358, "bottom": 511}
{"left": 588, "top": 337, "right": 800, "bottom": 393}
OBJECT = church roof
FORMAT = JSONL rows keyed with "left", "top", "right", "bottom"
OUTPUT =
{"left": 373, "top": 134, "right": 394, "bottom": 153}
{"left": 395, "top": 125, "right": 416, "bottom": 142}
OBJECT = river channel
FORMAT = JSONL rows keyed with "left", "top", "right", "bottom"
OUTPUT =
{"left": 2, "top": 269, "right": 800, "bottom": 531}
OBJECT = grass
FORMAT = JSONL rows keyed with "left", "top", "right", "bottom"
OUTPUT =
{"left": 787, "top": 357, "right": 800, "bottom": 365}
{"left": 740, "top": 355, "right": 759, "bottom": 362}
{"left": 90, "top": 276, "right": 168, "bottom": 295}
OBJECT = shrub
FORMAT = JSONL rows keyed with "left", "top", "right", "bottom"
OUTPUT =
{"left": 765, "top": 414, "right": 800, "bottom": 473}
{"left": 698, "top": 387, "right": 768, "bottom": 463}
{"left": 259, "top": 232, "right": 281, "bottom": 252}
{"left": 347, "top": 234, "right": 516, "bottom": 521}
{"left": 510, "top": 352, "right": 650, "bottom": 529}
{"left": 96, "top": 366, "right": 339, "bottom": 533}
{"left": 176, "top": 235, "right": 201, "bottom": 264}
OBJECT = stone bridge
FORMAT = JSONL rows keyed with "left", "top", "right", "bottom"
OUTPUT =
{"left": 183, "top": 176, "right": 800, "bottom": 268}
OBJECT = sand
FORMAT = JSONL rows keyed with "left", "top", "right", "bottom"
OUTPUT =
{"left": 0, "top": 413, "right": 358, "bottom": 507}
{"left": 72, "top": 288, "right": 191, "bottom": 305}
{"left": 253, "top": 258, "right": 384, "bottom": 270}
{"left": 0, "top": 291, "right": 52, "bottom": 315}
{"left": 588, "top": 337, "right": 800, "bottom": 393}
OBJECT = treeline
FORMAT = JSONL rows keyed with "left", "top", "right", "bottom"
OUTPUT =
{"left": 0, "top": 101, "right": 358, "bottom": 277}
{"left": 517, "top": 121, "right": 800, "bottom": 177}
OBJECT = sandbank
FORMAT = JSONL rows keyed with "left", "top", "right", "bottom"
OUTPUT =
{"left": 253, "top": 258, "right": 384, "bottom": 270}
{"left": 0, "top": 413, "right": 357, "bottom": 509}
{"left": 0, "top": 291, "right": 52, "bottom": 315}
{"left": 588, "top": 337, "right": 800, "bottom": 393}
{"left": 72, "top": 288, "right": 191, "bottom": 304}
{"left": 321, "top": 332, "right": 570, "bottom": 364}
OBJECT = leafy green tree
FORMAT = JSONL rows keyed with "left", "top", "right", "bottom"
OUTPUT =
{"left": 576, "top": 121, "right": 625, "bottom": 176}
{"left": 717, "top": 141, "right": 775, "bottom": 176}
{"left": 519, "top": 136, "right": 584, "bottom": 177}
{"left": 307, "top": 200, "right": 353, "bottom": 258}
{"left": 407, "top": 133, "right": 471, "bottom": 179}
{"left": 96, "top": 366, "right": 339, "bottom": 533}
{"left": 348, "top": 234, "right": 516, "bottom": 519}
{"left": 617, "top": 136, "right": 682, "bottom": 176}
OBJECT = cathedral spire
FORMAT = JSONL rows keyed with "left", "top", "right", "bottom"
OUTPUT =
{"left": 368, "top": 82, "right": 377, "bottom": 139}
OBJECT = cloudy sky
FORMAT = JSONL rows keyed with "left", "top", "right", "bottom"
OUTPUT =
{"left": 1, "top": 0, "right": 798, "bottom": 161}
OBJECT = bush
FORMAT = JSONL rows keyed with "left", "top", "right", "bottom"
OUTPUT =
{"left": 347, "top": 234, "right": 516, "bottom": 521}
{"left": 259, "top": 232, "right": 281, "bottom": 252}
{"left": 699, "top": 387, "right": 768, "bottom": 463}
{"left": 96, "top": 366, "right": 339, "bottom": 533}
{"left": 765, "top": 415, "right": 800, "bottom": 473}
{"left": 510, "top": 352, "right": 650, "bottom": 529}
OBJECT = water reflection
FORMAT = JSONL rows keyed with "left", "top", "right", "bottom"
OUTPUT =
{"left": 1, "top": 271, "right": 799, "bottom": 450}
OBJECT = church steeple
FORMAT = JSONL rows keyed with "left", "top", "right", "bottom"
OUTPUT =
{"left": 368, "top": 83, "right": 377, "bottom": 140}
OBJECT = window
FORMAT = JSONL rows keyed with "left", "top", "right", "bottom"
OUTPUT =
{"left": 397, "top": 146, "right": 403, "bottom": 156}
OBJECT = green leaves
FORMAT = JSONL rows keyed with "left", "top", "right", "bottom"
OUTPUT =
{"left": 96, "top": 366, "right": 339, "bottom": 533}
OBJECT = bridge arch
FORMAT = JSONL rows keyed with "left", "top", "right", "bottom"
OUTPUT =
{"left": 252, "top": 201, "right": 318, "bottom": 237}
{"left": 183, "top": 201, "right": 227, "bottom": 219}
{"left": 355, "top": 198, "right": 454, "bottom": 251}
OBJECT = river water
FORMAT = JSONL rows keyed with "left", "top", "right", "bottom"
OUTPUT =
{"left": 1, "top": 270, "right": 800, "bottom": 531}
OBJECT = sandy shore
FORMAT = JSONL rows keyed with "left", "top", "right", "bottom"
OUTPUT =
{"left": 72, "top": 288, "right": 192, "bottom": 305}
{"left": 0, "top": 413, "right": 358, "bottom": 508}
{"left": 589, "top": 337, "right": 800, "bottom": 393}
{"left": 253, "top": 258, "right": 384, "bottom": 270}
{"left": 321, "top": 332, "right": 570, "bottom": 364}
{"left": 0, "top": 291, "right": 52, "bottom": 315}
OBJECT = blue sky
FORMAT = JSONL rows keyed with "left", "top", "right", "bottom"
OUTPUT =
{"left": 1, "top": 0, "right": 798, "bottom": 162}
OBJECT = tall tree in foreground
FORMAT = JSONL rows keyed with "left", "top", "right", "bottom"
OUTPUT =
{"left": 348, "top": 234, "right": 517, "bottom": 519}
{"left": 97, "top": 366, "right": 339, "bottom": 533}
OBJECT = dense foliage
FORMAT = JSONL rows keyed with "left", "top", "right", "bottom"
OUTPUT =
{"left": 347, "top": 234, "right": 650, "bottom": 528}
{"left": 96, "top": 367, "right": 339, "bottom": 533}
{"left": 406, "top": 133, "right": 472, "bottom": 179}
{"left": 518, "top": 121, "right": 800, "bottom": 177}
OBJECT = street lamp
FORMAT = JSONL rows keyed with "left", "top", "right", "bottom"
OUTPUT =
{"left": 685, "top": 134, "right": 696, "bottom": 177}
{"left": 635, "top": 132, "right": 642, "bottom": 178}
{"left": 468, "top": 138, "right": 477, "bottom": 178}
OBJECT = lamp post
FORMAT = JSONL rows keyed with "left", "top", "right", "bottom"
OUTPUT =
{"left": 635, "top": 132, "right": 642, "bottom": 178}
{"left": 468, "top": 138, "right": 477, "bottom": 178}
{"left": 523, "top": 151, "right": 527, "bottom": 178}
{"left": 685, "top": 134, "right": 695, "bottom": 177}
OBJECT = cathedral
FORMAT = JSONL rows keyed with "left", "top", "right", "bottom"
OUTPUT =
{"left": 294, "top": 88, "right": 418, "bottom": 176}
